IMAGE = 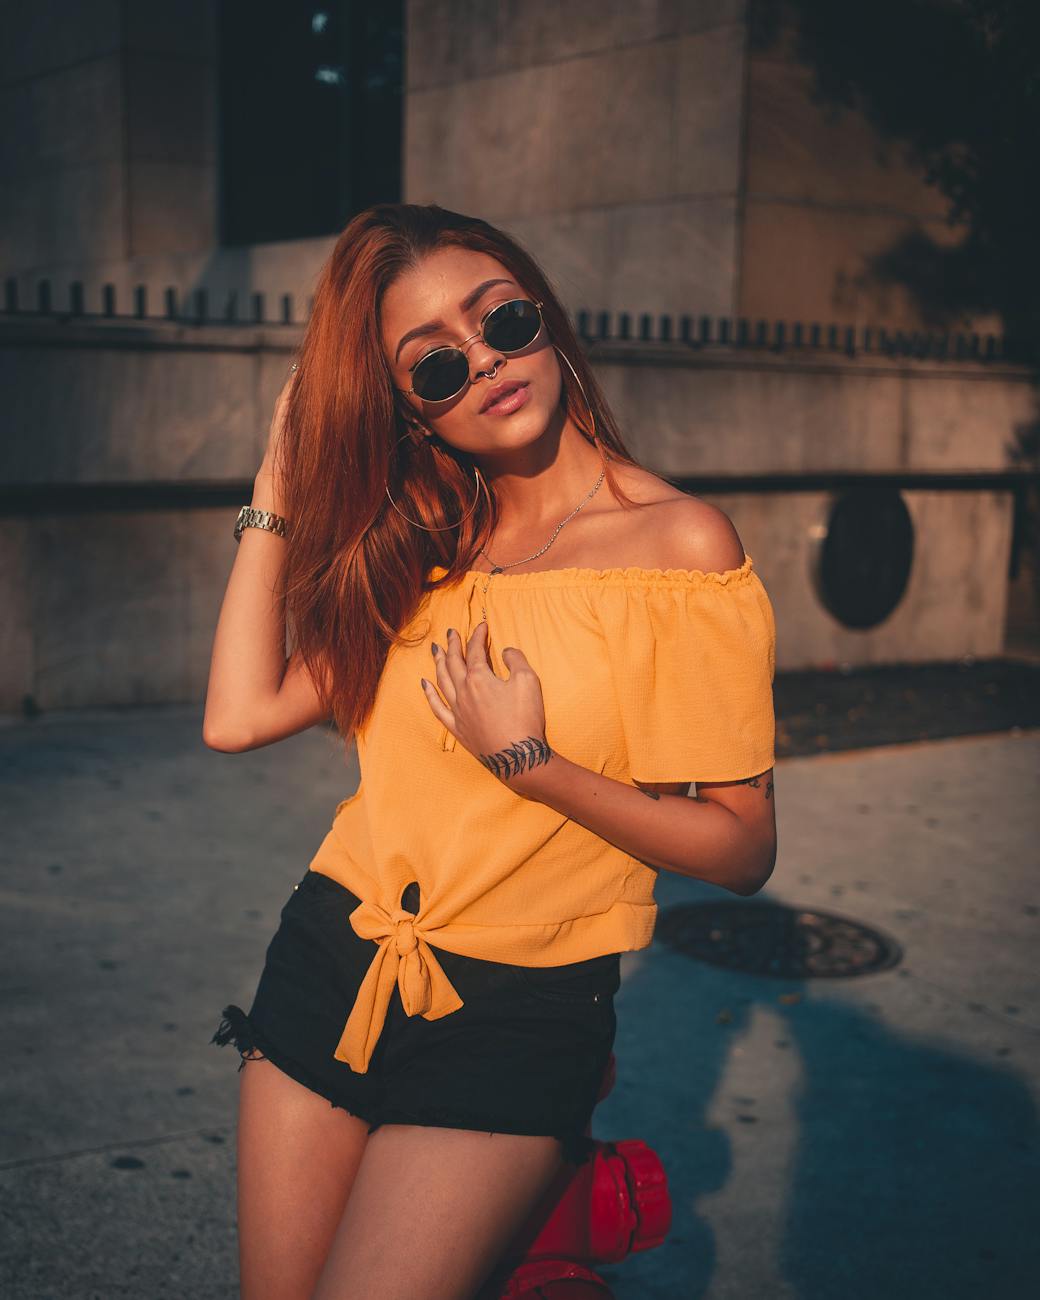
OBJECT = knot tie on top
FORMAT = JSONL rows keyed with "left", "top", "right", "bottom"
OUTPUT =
{"left": 392, "top": 911, "right": 418, "bottom": 956}
{"left": 333, "top": 894, "right": 463, "bottom": 1073}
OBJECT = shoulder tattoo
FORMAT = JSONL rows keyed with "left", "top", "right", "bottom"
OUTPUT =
{"left": 734, "top": 773, "right": 774, "bottom": 799}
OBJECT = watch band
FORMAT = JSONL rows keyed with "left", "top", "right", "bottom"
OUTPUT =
{"left": 234, "top": 505, "right": 289, "bottom": 543}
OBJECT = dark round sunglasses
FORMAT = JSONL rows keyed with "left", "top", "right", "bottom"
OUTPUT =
{"left": 400, "top": 298, "right": 544, "bottom": 403}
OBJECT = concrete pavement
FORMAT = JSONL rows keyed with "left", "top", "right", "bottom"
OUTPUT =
{"left": 0, "top": 706, "right": 1037, "bottom": 1298}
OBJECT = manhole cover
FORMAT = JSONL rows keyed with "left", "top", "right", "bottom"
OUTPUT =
{"left": 656, "top": 902, "right": 902, "bottom": 978}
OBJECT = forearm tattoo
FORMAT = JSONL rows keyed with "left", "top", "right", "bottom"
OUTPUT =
{"left": 478, "top": 735, "right": 553, "bottom": 782}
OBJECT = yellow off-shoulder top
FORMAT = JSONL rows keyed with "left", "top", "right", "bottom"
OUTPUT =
{"left": 307, "top": 552, "right": 777, "bottom": 1073}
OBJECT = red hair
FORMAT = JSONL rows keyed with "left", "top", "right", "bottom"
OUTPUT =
{"left": 277, "top": 203, "right": 646, "bottom": 751}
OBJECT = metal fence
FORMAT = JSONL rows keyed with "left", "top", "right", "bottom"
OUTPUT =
{"left": 1, "top": 277, "right": 1031, "bottom": 365}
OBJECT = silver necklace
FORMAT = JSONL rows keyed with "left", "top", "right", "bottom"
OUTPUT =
{"left": 475, "top": 465, "right": 606, "bottom": 623}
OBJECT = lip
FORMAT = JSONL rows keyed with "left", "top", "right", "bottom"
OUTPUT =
{"left": 479, "top": 380, "right": 529, "bottom": 414}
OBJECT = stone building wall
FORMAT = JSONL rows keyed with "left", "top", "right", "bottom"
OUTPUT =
{"left": 0, "top": 0, "right": 1031, "bottom": 715}
{"left": 3, "top": 1, "right": 984, "bottom": 330}
{"left": 0, "top": 312, "right": 1030, "bottom": 712}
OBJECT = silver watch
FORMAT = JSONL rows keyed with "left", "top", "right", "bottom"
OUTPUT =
{"left": 234, "top": 505, "right": 289, "bottom": 543}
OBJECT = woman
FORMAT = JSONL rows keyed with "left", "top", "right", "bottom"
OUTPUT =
{"left": 205, "top": 202, "right": 777, "bottom": 1299}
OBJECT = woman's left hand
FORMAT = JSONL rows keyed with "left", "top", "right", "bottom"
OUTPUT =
{"left": 422, "top": 622, "right": 552, "bottom": 787}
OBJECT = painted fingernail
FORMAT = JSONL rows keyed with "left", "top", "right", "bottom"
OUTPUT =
{"left": 431, "top": 642, "right": 440, "bottom": 656}
{"left": 420, "top": 678, "right": 428, "bottom": 689}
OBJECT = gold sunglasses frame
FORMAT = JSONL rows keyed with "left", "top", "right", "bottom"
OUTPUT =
{"left": 397, "top": 298, "right": 545, "bottom": 402}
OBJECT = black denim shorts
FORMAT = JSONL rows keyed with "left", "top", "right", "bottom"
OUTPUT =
{"left": 211, "top": 868, "right": 620, "bottom": 1167}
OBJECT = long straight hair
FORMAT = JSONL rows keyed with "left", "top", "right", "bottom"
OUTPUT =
{"left": 277, "top": 202, "right": 646, "bottom": 750}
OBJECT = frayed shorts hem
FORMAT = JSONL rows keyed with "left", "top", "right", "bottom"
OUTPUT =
{"left": 211, "top": 1003, "right": 378, "bottom": 1126}
{"left": 210, "top": 1003, "right": 598, "bottom": 1168}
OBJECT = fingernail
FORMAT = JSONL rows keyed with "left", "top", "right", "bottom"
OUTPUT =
{"left": 431, "top": 642, "right": 440, "bottom": 656}
{"left": 420, "top": 678, "right": 428, "bottom": 689}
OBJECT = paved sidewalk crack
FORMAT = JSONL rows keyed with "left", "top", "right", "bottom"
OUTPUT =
{"left": 0, "top": 1124, "right": 232, "bottom": 1174}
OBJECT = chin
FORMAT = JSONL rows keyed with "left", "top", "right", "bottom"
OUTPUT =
{"left": 481, "top": 406, "right": 551, "bottom": 449}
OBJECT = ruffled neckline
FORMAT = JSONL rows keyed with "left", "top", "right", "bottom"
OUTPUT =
{"left": 427, "top": 552, "right": 755, "bottom": 589}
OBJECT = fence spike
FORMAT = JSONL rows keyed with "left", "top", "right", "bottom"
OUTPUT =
{"left": 23, "top": 284, "right": 1007, "bottom": 365}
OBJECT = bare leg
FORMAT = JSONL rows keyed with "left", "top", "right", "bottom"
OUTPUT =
{"left": 236, "top": 1056, "right": 373, "bottom": 1300}
{"left": 311, "top": 1122, "right": 568, "bottom": 1300}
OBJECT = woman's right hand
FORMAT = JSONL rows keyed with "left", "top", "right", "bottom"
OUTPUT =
{"left": 260, "top": 365, "right": 298, "bottom": 479}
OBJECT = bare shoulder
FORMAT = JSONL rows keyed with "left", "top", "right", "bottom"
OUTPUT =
{"left": 609, "top": 463, "right": 747, "bottom": 573}
{"left": 657, "top": 494, "right": 747, "bottom": 573}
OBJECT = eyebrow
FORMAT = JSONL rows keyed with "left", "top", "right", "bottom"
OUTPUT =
{"left": 394, "top": 278, "right": 517, "bottom": 364}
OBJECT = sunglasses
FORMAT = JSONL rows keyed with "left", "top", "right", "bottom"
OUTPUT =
{"left": 400, "top": 297, "right": 544, "bottom": 403}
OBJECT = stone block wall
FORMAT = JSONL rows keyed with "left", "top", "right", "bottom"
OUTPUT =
{"left": 0, "top": 0, "right": 217, "bottom": 275}
{"left": 406, "top": 0, "right": 748, "bottom": 317}
{"left": 0, "top": 0, "right": 1029, "bottom": 715}
{"left": 0, "top": 315, "right": 1032, "bottom": 713}
{"left": 0, "top": 317, "right": 295, "bottom": 713}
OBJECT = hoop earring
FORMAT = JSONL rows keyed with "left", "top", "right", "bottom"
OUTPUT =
{"left": 553, "top": 345, "right": 598, "bottom": 444}
{"left": 384, "top": 433, "right": 485, "bottom": 531}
